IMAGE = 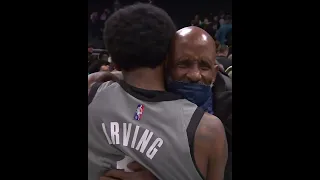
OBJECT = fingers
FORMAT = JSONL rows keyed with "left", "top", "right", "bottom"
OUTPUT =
{"left": 127, "top": 161, "right": 145, "bottom": 171}
{"left": 99, "top": 72, "right": 119, "bottom": 82}
{"left": 100, "top": 65, "right": 110, "bottom": 71}
{"left": 88, "top": 71, "right": 118, "bottom": 83}
{"left": 88, "top": 71, "right": 120, "bottom": 91}
{"left": 104, "top": 169, "right": 132, "bottom": 179}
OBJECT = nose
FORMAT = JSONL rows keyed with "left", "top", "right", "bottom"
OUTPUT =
{"left": 186, "top": 68, "right": 201, "bottom": 83}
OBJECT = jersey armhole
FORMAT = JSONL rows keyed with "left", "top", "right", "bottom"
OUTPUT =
{"left": 88, "top": 82, "right": 103, "bottom": 105}
{"left": 186, "top": 107, "right": 205, "bottom": 180}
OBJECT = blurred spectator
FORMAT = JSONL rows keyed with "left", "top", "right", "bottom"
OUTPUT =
{"left": 213, "top": 15, "right": 219, "bottom": 30}
{"left": 202, "top": 17, "right": 211, "bottom": 26}
{"left": 90, "top": 12, "right": 98, "bottom": 21}
{"left": 191, "top": 14, "right": 200, "bottom": 26}
{"left": 217, "top": 44, "right": 229, "bottom": 57}
{"left": 226, "top": 30, "right": 232, "bottom": 46}
{"left": 89, "top": 12, "right": 100, "bottom": 39}
{"left": 212, "top": 22, "right": 218, "bottom": 36}
{"left": 201, "top": 17, "right": 215, "bottom": 37}
{"left": 213, "top": 15, "right": 219, "bottom": 23}
{"left": 219, "top": 11, "right": 225, "bottom": 26}
{"left": 99, "top": 9, "right": 111, "bottom": 33}
{"left": 88, "top": 50, "right": 110, "bottom": 74}
{"left": 113, "top": 0, "right": 121, "bottom": 11}
{"left": 216, "top": 44, "right": 232, "bottom": 70}
{"left": 100, "top": 9, "right": 110, "bottom": 22}
{"left": 215, "top": 15, "right": 232, "bottom": 45}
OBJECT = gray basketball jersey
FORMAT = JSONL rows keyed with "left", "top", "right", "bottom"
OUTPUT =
{"left": 88, "top": 80, "right": 204, "bottom": 180}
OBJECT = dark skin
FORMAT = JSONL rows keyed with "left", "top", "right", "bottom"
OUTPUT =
{"left": 89, "top": 27, "right": 227, "bottom": 180}
{"left": 168, "top": 26, "right": 218, "bottom": 85}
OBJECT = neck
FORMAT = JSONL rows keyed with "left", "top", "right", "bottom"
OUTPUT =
{"left": 123, "top": 66, "right": 165, "bottom": 91}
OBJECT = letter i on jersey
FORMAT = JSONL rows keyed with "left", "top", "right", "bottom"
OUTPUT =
{"left": 134, "top": 104, "right": 144, "bottom": 121}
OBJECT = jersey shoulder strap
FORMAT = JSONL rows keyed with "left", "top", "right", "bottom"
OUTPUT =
{"left": 186, "top": 107, "right": 205, "bottom": 179}
{"left": 88, "top": 82, "right": 103, "bottom": 105}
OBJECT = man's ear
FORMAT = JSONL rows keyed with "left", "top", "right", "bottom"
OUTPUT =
{"left": 212, "top": 64, "right": 219, "bottom": 83}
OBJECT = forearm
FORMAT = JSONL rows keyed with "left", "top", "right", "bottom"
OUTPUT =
{"left": 88, "top": 71, "right": 122, "bottom": 90}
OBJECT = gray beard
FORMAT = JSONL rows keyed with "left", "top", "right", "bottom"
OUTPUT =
{"left": 166, "top": 76, "right": 214, "bottom": 88}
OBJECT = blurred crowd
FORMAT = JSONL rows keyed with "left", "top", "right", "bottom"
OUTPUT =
{"left": 190, "top": 11, "right": 232, "bottom": 46}
{"left": 88, "top": 0, "right": 232, "bottom": 48}
{"left": 88, "top": 0, "right": 232, "bottom": 77}
{"left": 88, "top": 0, "right": 153, "bottom": 48}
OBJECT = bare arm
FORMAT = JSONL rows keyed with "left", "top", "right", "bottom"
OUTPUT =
{"left": 206, "top": 114, "right": 228, "bottom": 180}
{"left": 195, "top": 113, "right": 228, "bottom": 180}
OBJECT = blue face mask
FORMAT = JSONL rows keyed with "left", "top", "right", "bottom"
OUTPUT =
{"left": 166, "top": 80, "right": 214, "bottom": 114}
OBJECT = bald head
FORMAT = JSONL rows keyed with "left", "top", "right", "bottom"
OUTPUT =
{"left": 171, "top": 26, "right": 216, "bottom": 61}
{"left": 175, "top": 26, "right": 215, "bottom": 47}
{"left": 168, "top": 26, "right": 218, "bottom": 85}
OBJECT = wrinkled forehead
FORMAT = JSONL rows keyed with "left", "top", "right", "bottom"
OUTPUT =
{"left": 170, "top": 36, "right": 215, "bottom": 61}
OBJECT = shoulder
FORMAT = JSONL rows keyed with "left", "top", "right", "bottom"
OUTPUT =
{"left": 201, "top": 113, "right": 225, "bottom": 134}
{"left": 195, "top": 113, "right": 225, "bottom": 147}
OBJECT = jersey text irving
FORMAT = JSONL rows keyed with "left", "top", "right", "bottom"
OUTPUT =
{"left": 102, "top": 122, "right": 163, "bottom": 160}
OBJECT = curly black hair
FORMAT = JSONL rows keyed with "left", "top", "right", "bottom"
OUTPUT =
{"left": 103, "top": 3, "right": 176, "bottom": 71}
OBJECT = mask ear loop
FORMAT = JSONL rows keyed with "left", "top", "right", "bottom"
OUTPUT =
{"left": 210, "top": 61, "right": 219, "bottom": 88}
{"left": 164, "top": 55, "right": 171, "bottom": 84}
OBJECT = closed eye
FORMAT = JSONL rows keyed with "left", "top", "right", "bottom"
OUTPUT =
{"left": 176, "top": 60, "right": 192, "bottom": 68}
{"left": 200, "top": 66, "right": 210, "bottom": 70}
{"left": 177, "top": 64, "right": 188, "bottom": 68}
{"left": 199, "top": 60, "right": 212, "bottom": 70}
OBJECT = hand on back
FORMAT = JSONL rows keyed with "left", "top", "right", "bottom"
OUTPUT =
{"left": 100, "top": 161, "right": 157, "bottom": 180}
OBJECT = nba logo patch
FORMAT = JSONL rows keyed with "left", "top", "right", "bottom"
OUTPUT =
{"left": 134, "top": 104, "right": 144, "bottom": 121}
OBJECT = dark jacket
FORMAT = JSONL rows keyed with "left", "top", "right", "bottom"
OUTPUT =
{"left": 214, "top": 71, "right": 232, "bottom": 150}
{"left": 213, "top": 71, "right": 232, "bottom": 180}
{"left": 216, "top": 56, "right": 232, "bottom": 70}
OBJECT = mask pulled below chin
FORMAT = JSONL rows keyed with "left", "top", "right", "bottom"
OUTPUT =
{"left": 166, "top": 80, "right": 214, "bottom": 114}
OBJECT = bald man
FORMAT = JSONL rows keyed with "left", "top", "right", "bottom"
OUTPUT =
{"left": 91, "top": 26, "right": 228, "bottom": 180}
{"left": 166, "top": 26, "right": 218, "bottom": 114}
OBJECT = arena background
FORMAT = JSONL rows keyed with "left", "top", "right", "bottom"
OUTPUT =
{"left": 88, "top": 0, "right": 232, "bottom": 29}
